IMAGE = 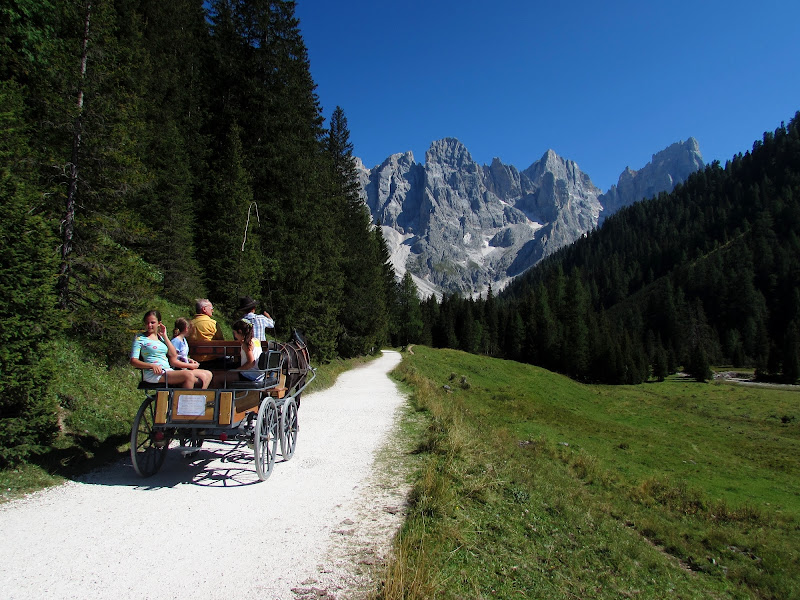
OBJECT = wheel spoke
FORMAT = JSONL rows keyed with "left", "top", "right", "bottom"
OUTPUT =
{"left": 254, "top": 398, "right": 277, "bottom": 480}
{"left": 279, "top": 398, "right": 299, "bottom": 460}
{"left": 130, "top": 396, "right": 168, "bottom": 477}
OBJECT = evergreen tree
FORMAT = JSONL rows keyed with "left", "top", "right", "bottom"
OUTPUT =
{"left": 783, "top": 319, "right": 800, "bottom": 384}
{"left": 206, "top": 0, "right": 342, "bottom": 359}
{"left": 397, "top": 272, "right": 423, "bottom": 346}
{"left": 376, "top": 226, "right": 400, "bottom": 344}
{"left": 128, "top": 0, "right": 209, "bottom": 303}
{"left": 201, "top": 122, "right": 263, "bottom": 311}
{"left": 562, "top": 269, "right": 590, "bottom": 377}
{"left": 326, "top": 106, "right": 387, "bottom": 356}
{"left": 652, "top": 339, "right": 669, "bottom": 382}
{"left": 687, "top": 343, "right": 712, "bottom": 383}
{"left": 0, "top": 82, "right": 60, "bottom": 465}
{"left": 39, "top": 0, "right": 156, "bottom": 355}
{"left": 484, "top": 284, "right": 499, "bottom": 355}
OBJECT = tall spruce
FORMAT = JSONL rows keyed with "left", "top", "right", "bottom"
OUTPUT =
{"left": 206, "top": 0, "right": 341, "bottom": 358}
{"left": 375, "top": 225, "right": 401, "bottom": 344}
{"left": 127, "top": 0, "right": 209, "bottom": 303}
{"left": 326, "top": 106, "right": 387, "bottom": 356}
{"left": 40, "top": 0, "right": 157, "bottom": 356}
{"left": 0, "top": 82, "right": 60, "bottom": 465}
{"left": 397, "top": 272, "right": 423, "bottom": 346}
{"left": 201, "top": 122, "right": 263, "bottom": 312}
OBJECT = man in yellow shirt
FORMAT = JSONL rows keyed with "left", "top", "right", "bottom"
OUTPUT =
{"left": 189, "top": 298, "right": 224, "bottom": 364}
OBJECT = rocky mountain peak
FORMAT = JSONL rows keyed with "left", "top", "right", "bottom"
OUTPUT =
{"left": 426, "top": 137, "right": 475, "bottom": 169}
{"left": 358, "top": 136, "right": 704, "bottom": 297}
{"left": 378, "top": 150, "right": 416, "bottom": 170}
{"left": 599, "top": 138, "right": 704, "bottom": 221}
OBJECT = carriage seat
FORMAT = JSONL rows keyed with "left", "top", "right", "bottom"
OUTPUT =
{"left": 228, "top": 350, "right": 283, "bottom": 390}
{"left": 138, "top": 379, "right": 169, "bottom": 390}
{"left": 187, "top": 339, "right": 240, "bottom": 367}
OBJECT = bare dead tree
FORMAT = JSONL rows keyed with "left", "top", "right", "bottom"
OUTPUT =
{"left": 58, "top": 1, "right": 91, "bottom": 309}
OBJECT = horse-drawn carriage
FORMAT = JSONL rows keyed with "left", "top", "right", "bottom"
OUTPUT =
{"left": 130, "top": 331, "right": 314, "bottom": 481}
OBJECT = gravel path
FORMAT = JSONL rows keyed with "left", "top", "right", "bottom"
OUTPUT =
{"left": 0, "top": 350, "right": 409, "bottom": 600}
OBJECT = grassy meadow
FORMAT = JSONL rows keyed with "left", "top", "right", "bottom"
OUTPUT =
{"left": 379, "top": 346, "right": 799, "bottom": 599}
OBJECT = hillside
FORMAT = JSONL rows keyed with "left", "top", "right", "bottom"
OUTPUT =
{"left": 411, "top": 112, "right": 800, "bottom": 384}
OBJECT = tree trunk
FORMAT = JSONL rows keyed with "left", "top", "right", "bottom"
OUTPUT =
{"left": 58, "top": 1, "right": 91, "bottom": 309}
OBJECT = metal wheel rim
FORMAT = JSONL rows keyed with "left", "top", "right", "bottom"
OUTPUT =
{"left": 280, "top": 397, "right": 299, "bottom": 460}
{"left": 130, "top": 396, "right": 169, "bottom": 477}
{"left": 254, "top": 398, "right": 278, "bottom": 480}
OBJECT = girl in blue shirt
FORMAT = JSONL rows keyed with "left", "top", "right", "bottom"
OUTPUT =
{"left": 130, "top": 310, "right": 212, "bottom": 388}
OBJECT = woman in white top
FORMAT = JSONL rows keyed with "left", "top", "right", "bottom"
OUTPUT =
{"left": 232, "top": 319, "right": 264, "bottom": 381}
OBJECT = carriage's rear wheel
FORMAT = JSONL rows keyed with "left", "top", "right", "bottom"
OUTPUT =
{"left": 130, "top": 395, "right": 169, "bottom": 477}
{"left": 280, "top": 397, "right": 299, "bottom": 460}
{"left": 254, "top": 398, "right": 278, "bottom": 480}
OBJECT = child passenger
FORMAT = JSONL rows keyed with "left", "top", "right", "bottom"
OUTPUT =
{"left": 232, "top": 319, "right": 264, "bottom": 382}
{"left": 171, "top": 317, "right": 198, "bottom": 366}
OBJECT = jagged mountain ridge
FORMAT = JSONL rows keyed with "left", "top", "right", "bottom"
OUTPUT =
{"left": 357, "top": 137, "right": 703, "bottom": 297}
{"left": 598, "top": 138, "right": 704, "bottom": 223}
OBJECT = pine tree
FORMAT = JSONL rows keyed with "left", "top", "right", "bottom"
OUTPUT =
{"left": 201, "top": 122, "right": 263, "bottom": 312}
{"left": 687, "top": 343, "right": 712, "bottom": 383}
{"left": 397, "top": 272, "right": 423, "bottom": 346}
{"left": 782, "top": 321, "right": 799, "bottom": 384}
{"left": 0, "top": 81, "right": 60, "bottom": 465}
{"left": 128, "top": 0, "right": 209, "bottom": 303}
{"left": 326, "top": 106, "right": 387, "bottom": 356}
{"left": 206, "top": 0, "right": 342, "bottom": 359}
{"left": 562, "top": 269, "right": 590, "bottom": 377}
{"left": 484, "top": 284, "right": 499, "bottom": 355}
{"left": 38, "top": 0, "right": 157, "bottom": 355}
{"left": 376, "top": 226, "right": 400, "bottom": 344}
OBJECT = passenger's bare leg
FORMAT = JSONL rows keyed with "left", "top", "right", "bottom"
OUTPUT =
{"left": 165, "top": 369, "right": 196, "bottom": 388}
{"left": 195, "top": 369, "right": 213, "bottom": 389}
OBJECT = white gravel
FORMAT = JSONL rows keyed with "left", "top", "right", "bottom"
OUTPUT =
{"left": 0, "top": 350, "right": 410, "bottom": 600}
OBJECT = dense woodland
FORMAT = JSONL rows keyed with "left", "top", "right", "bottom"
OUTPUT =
{"left": 0, "top": 0, "right": 406, "bottom": 465}
{"left": 414, "top": 113, "right": 800, "bottom": 385}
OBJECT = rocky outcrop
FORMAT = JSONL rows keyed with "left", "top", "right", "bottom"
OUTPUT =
{"left": 599, "top": 138, "right": 704, "bottom": 222}
{"left": 358, "top": 137, "right": 703, "bottom": 297}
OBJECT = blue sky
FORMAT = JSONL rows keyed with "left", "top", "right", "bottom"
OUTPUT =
{"left": 295, "top": 0, "right": 800, "bottom": 192}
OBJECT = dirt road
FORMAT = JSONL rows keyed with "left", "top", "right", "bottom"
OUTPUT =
{"left": 0, "top": 350, "right": 408, "bottom": 600}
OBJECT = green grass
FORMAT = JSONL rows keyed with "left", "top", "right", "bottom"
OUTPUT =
{"left": 378, "top": 347, "right": 800, "bottom": 600}
{"left": 0, "top": 338, "right": 143, "bottom": 503}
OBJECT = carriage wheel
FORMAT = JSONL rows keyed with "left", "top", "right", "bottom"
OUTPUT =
{"left": 254, "top": 398, "right": 278, "bottom": 480}
{"left": 130, "top": 395, "right": 169, "bottom": 477}
{"left": 280, "top": 397, "right": 299, "bottom": 460}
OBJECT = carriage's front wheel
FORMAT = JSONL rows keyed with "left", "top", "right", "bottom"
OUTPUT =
{"left": 280, "top": 397, "right": 299, "bottom": 460}
{"left": 130, "top": 395, "right": 169, "bottom": 477}
{"left": 254, "top": 398, "right": 278, "bottom": 480}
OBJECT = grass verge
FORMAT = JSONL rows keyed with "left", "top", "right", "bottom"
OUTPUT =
{"left": 376, "top": 346, "right": 800, "bottom": 599}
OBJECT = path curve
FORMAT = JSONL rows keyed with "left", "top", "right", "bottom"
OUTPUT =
{"left": 0, "top": 350, "right": 408, "bottom": 599}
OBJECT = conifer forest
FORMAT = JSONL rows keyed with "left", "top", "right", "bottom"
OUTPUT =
{"left": 1, "top": 1, "right": 398, "bottom": 464}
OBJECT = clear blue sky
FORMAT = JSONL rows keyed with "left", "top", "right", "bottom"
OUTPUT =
{"left": 295, "top": 0, "right": 800, "bottom": 192}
